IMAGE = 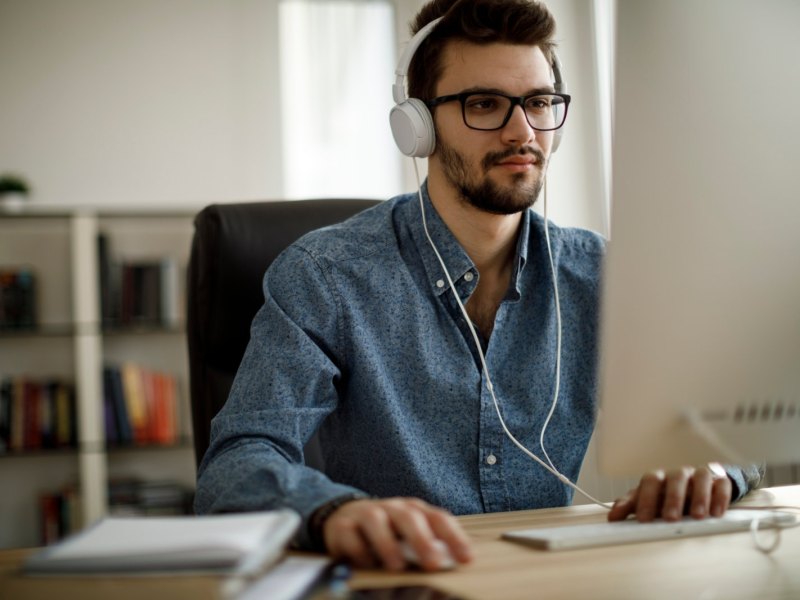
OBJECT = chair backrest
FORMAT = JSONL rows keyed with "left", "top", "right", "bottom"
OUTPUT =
{"left": 186, "top": 199, "right": 380, "bottom": 468}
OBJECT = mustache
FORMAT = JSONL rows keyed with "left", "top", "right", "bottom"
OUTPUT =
{"left": 481, "top": 147, "right": 545, "bottom": 171}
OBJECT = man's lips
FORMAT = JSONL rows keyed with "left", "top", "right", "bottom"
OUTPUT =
{"left": 482, "top": 147, "right": 546, "bottom": 172}
{"left": 494, "top": 156, "right": 539, "bottom": 171}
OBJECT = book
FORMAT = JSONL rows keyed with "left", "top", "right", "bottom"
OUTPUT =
{"left": 103, "top": 366, "right": 132, "bottom": 444}
{"left": 0, "top": 379, "right": 10, "bottom": 452}
{"left": 102, "top": 376, "right": 119, "bottom": 445}
{"left": 108, "top": 478, "right": 191, "bottom": 516}
{"left": 23, "top": 380, "right": 41, "bottom": 450}
{"left": 151, "top": 371, "right": 177, "bottom": 445}
{"left": 22, "top": 510, "right": 301, "bottom": 575}
{"left": 97, "top": 232, "right": 115, "bottom": 326}
{"left": 10, "top": 378, "right": 25, "bottom": 451}
{"left": 159, "top": 257, "right": 180, "bottom": 327}
{"left": 0, "top": 267, "right": 37, "bottom": 329}
{"left": 54, "top": 381, "right": 76, "bottom": 448}
{"left": 120, "top": 363, "right": 148, "bottom": 443}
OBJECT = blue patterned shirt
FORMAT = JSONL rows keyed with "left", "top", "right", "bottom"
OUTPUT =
{"left": 194, "top": 184, "right": 757, "bottom": 548}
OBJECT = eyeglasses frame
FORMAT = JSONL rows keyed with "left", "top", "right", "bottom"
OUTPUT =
{"left": 426, "top": 90, "right": 572, "bottom": 132}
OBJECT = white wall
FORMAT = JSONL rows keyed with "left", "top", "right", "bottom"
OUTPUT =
{"left": 0, "top": 0, "right": 283, "bottom": 207}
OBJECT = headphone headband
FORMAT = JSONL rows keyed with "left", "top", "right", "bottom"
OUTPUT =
{"left": 392, "top": 18, "right": 443, "bottom": 105}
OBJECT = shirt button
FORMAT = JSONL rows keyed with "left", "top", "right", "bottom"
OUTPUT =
{"left": 464, "top": 272, "right": 474, "bottom": 282}
{"left": 436, "top": 279, "right": 445, "bottom": 288}
{"left": 486, "top": 454, "right": 497, "bottom": 465}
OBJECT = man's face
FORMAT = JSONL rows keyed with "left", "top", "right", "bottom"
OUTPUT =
{"left": 430, "top": 41, "right": 556, "bottom": 215}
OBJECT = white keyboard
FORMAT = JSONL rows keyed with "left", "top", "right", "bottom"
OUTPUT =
{"left": 502, "top": 509, "right": 797, "bottom": 551}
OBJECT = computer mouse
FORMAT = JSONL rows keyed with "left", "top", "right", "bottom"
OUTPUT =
{"left": 399, "top": 539, "right": 457, "bottom": 571}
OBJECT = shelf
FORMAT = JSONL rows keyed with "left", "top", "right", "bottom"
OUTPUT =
{"left": 0, "top": 447, "right": 78, "bottom": 460}
{"left": 0, "top": 207, "right": 196, "bottom": 549}
{"left": 107, "top": 439, "right": 194, "bottom": 455}
{"left": 102, "top": 323, "right": 186, "bottom": 336}
{"left": 0, "top": 324, "right": 75, "bottom": 339}
{"left": 0, "top": 324, "right": 186, "bottom": 339}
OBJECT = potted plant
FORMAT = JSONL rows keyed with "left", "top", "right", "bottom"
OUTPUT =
{"left": 0, "top": 174, "right": 31, "bottom": 210}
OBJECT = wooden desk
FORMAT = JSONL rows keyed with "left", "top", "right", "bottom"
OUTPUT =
{"left": 2, "top": 486, "right": 798, "bottom": 600}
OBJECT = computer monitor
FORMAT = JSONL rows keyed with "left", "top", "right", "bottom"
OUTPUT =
{"left": 597, "top": 1, "right": 800, "bottom": 476}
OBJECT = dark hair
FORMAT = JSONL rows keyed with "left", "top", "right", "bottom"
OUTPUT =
{"left": 407, "top": 0, "right": 557, "bottom": 101}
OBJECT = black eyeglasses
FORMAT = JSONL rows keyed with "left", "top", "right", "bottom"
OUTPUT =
{"left": 426, "top": 91, "right": 571, "bottom": 132}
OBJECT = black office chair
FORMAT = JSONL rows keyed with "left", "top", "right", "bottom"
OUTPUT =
{"left": 186, "top": 199, "right": 380, "bottom": 470}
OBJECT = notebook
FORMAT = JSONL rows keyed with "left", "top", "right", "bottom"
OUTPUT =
{"left": 23, "top": 510, "right": 301, "bottom": 575}
{"left": 502, "top": 509, "right": 797, "bottom": 551}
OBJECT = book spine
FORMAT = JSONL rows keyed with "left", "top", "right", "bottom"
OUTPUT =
{"left": 121, "top": 363, "right": 148, "bottom": 444}
{"left": 103, "top": 369, "right": 119, "bottom": 445}
{"left": 40, "top": 382, "right": 55, "bottom": 449}
{"left": 10, "top": 379, "right": 24, "bottom": 451}
{"left": 0, "top": 379, "right": 10, "bottom": 453}
{"left": 160, "top": 258, "right": 180, "bottom": 328}
{"left": 40, "top": 493, "right": 61, "bottom": 545}
{"left": 110, "top": 367, "right": 132, "bottom": 444}
{"left": 97, "top": 232, "right": 114, "bottom": 326}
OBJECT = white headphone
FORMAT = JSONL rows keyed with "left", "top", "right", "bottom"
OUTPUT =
{"left": 389, "top": 17, "right": 568, "bottom": 158}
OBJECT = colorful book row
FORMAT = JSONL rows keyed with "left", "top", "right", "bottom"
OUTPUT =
{"left": 0, "top": 377, "right": 76, "bottom": 454}
{"left": 103, "top": 363, "right": 180, "bottom": 446}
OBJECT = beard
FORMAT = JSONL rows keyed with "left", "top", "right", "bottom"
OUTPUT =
{"left": 436, "top": 136, "right": 546, "bottom": 215}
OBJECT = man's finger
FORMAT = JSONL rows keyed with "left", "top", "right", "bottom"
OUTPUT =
{"left": 418, "top": 503, "right": 473, "bottom": 564}
{"left": 634, "top": 470, "right": 666, "bottom": 522}
{"left": 687, "top": 466, "right": 714, "bottom": 519}
{"left": 608, "top": 488, "right": 637, "bottom": 521}
{"left": 383, "top": 500, "right": 446, "bottom": 571}
{"left": 661, "top": 466, "right": 694, "bottom": 521}
{"left": 710, "top": 472, "right": 733, "bottom": 517}
{"left": 354, "top": 503, "right": 407, "bottom": 571}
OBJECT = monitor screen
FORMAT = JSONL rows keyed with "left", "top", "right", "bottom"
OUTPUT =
{"left": 597, "top": 0, "right": 800, "bottom": 476}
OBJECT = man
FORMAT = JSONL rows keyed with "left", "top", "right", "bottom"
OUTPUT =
{"left": 195, "top": 0, "right": 762, "bottom": 572}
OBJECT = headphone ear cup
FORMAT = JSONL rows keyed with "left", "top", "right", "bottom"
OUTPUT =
{"left": 390, "top": 98, "right": 436, "bottom": 158}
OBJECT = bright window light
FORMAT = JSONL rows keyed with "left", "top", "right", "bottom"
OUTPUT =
{"left": 279, "top": 0, "right": 400, "bottom": 200}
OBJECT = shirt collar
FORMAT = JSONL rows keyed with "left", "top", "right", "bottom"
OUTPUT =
{"left": 405, "top": 181, "right": 532, "bottom": 298}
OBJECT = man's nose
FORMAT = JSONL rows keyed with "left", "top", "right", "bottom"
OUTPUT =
{"left": 500, "top": 105, "right": 536, "bottom": 146}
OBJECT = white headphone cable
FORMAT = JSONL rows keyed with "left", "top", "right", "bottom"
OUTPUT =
{"left": 538, "top": 176, "right": 563, "bottom": 476}
{"left": 412, "top": 158, "right": 610, "bottom": 509}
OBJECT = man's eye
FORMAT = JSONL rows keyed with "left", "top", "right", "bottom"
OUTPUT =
{"left": 526, "top": 97, "right": 551, "bottom": 110}
{"left": 466, "top": 96, "right": 501, "bottom": 111}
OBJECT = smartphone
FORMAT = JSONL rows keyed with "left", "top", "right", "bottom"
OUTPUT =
{"left": 348, "top": 586, "right": 469, "bottom": 600}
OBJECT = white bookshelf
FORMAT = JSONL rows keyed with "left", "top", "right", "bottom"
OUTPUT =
{"left": 0, "top": 205, "right": 197, "bottom": 549}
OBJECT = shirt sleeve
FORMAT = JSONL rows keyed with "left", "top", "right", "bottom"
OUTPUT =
{"left": 193, "top": 243, "right": 368, "bottom": 549}
{"left": 725, "top": 463, "right": 766, "bottom": 502}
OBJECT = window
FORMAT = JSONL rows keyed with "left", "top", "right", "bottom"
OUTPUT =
{"left": 279, "top": 0, "right": 400, "bottom": 199}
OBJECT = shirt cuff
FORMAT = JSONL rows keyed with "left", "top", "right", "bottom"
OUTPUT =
{"left": 724, "top": 463, "right": 766, "bottom": 502}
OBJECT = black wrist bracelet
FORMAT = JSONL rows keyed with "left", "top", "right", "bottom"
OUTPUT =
{"left": 308, "top": 493, "right": 365, "bottom": 552}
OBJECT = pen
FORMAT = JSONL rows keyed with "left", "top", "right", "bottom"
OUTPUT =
{"left": 325, "top": 562, "right": 352, "bottom": 599}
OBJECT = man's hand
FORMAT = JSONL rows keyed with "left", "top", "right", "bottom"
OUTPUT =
{"left": 608, "top": 463, "right": 732, "bottom": 522}
{"left": 322, "top": 497, "right": 473, "bottom": 572}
